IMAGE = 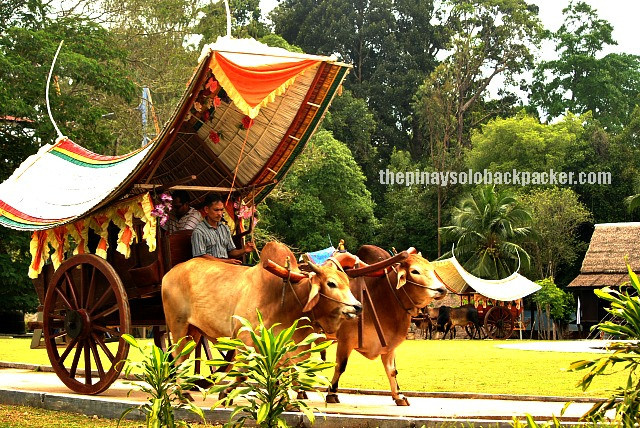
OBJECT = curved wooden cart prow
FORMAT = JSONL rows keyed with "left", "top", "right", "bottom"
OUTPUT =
{"left": 0, "top": 36, "right": 351, "bottom": 394}
{"left": 431, "top": 255, "right": 541, "bottom": 340}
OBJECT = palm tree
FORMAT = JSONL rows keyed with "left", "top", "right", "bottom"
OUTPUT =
{"left": 440, "top": 185, "right": 534, "bottom": 279}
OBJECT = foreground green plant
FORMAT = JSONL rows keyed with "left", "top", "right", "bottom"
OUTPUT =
{"left": 118, "top": 334, "right": 205, "bottom": 428}
{"left": 208, "top": 310, "right": 334, "bottom": 427}
{"left": 569, "top": 262, "right": 640, "bottom": 426}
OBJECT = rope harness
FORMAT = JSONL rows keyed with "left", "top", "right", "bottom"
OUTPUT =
{"left": 384, "top": 264, "right": 438, "bottom": 315}
{"left": 280, "top": 266, "right": 356, "bottom": 330}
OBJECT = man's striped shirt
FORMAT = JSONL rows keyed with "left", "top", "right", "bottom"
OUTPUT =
{"left": 191, "top": 219, "right": 236, "bottom": 258}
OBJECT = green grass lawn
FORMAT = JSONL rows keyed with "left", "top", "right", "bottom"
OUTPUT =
{"left": 0, "top": 404, "right": 221, "bottom": 428}
{"left": 0, "top": 337, "right": 625, "bottom": 397}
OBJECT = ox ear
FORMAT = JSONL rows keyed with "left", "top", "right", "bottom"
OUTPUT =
{"left": 303, "top": 278, "right": 321, "bottom": 312}
{"left": 396, "top": 267, "right": 407, "bottom": 289}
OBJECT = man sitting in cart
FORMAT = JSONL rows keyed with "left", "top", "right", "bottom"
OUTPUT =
{"left": 167, "top": 190, "right": 203, "bottom": 233}
{"left": 191, "top": 193, "right": 255, "bottom": 265}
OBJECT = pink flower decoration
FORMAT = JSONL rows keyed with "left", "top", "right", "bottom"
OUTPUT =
{"left": 209, "top": 131, "right": 220, "bottom": 144}
{"left": 206, "top": 77, "right": 218, "bottom": 92}
{"left": 242, "top": 116, "right": 254, "bottom": 129}
{"left": 213, "top": 96, "right": 221, "bottom": 108}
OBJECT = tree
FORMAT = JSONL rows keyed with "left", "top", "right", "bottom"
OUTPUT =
{"left": 520, "top": 188, "right": 591, "bottom": 282}
{"left": 270, "top": 0, "right": 446, "bottom": 159}
{"left": 413, "top": 62, "right": 463, "bottom": 255}
{"left": 71, "top": 0, "right": 201, "bottom": 152}
{"left": 375, "top": 150, "right": 439, "bottom": 257}
{"left": 532, "top": 277, "right": 575, "bottom": 340}
{"left": 466, "top": 112, "right": 639, "bottom": 224}
{"left": 530, "top": 1, "right": 640, "bottom": 131}
{"left": 321, "top": 89, "right": 378, "bottom": 194}
{"left": 440, "top": 0, "right": 543, "bottom": 148}
{"left": 440, "top": 186, "right": 533, "bottom": 279}
{"left": 466, "top": 112, "right": 587, "bottom": 174}
{"left": 264, "top": 131, "right": 378, "bottom": 252}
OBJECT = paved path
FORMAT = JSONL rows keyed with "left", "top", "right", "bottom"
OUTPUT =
{"left": 0, "top": 367, "right": 602, "bottom": 426}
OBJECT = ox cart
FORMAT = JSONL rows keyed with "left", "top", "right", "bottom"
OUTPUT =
{"left": 431, "top": 254, "right": 541, "bottom": 340}
{"left": 455, "top": 293, "right": 525, "bottom": 339}
{"left": 0, "top": 37, "right": 351, "bottom": 394}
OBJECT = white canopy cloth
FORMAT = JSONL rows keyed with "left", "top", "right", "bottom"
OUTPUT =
{"left": 432, "top": 255, "right": 541, "bottom": 301}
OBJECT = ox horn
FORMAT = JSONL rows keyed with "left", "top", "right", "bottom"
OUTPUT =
{"left": 347, "top": 251, "right": 409, "bottom": 278}
{"left": 406, "top": 247, "right": 418, "bottom": 255}
{"left": 264, "top": 259, "right": 308, "bottom": 283}
{"left": 331, "top": 252, "right": 359, "bottom": 270}
{"left": 307, "top": 261, "right": 322, "bottom": 275}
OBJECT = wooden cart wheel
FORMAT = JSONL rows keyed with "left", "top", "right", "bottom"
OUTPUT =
{"left": 483, "top": 306, "right": 514, "bottom": 340}
{"left": 43, "top": 254, "right": 131, "bottom": 394}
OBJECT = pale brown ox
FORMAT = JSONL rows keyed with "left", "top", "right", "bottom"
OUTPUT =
{"left": 326, "top": 245, "right": 447, "bottom": 406}
{"left": 161, "top": 241, "right": 363, "bottom": 365}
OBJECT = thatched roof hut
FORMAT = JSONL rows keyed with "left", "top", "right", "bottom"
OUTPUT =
{"left": 568, "top": 222, "right": 640, "bottom": 288}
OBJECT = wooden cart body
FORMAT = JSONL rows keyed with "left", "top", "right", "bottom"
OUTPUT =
{"left": 1, "top": 38, "right": 351, "bottom": 394}
{"left": 453, "top": 293, "right": 524, "bottom": 339}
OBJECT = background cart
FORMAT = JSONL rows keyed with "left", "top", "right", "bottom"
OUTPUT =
{"left": 432, "top": 254, "right": 540, "bottom": 340}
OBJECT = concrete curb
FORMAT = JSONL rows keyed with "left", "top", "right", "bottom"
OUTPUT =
{"left": 0, "top": 388, "right": 555, "bottom": 427}
{"left": 0, "top": 361, "right": 604, "bottom": 404}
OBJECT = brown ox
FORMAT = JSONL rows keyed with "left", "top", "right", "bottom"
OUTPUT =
{"left": 326, "top": 245, "right": 447, "bottom": 406}
{"left": 161, "top": 241, "right": 362, "bottom": 365}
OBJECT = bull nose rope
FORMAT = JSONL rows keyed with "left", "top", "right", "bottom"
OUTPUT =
{"left": 384, "top": 268, "right": 415, "bottom": 315}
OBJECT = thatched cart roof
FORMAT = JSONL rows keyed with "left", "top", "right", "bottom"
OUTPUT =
{"left": 568, "top": 222, "right": 640, "bottom": 288}
{"left": 0, "top": 37, "right": 350, "bottom": 231}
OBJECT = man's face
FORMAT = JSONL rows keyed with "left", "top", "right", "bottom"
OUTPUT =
{"left": 204, "top": 201, "right": 225, "bottom": 224}
{"left": 172, "top": 197, "right": 189, "bottom": 216}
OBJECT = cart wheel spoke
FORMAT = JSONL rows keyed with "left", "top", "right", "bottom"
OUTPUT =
{"left": 89, "top": 340, "right": 105, "bottom": 379}
{"left": 69, "top": 339, "right": 84, "bottom": 378}
{"left": 86, "top": 266, "right": 96, "bottom": 308}
{"left": 64, "top": 272, "right": 80, "bottom": 310}
{"left": 84, "top": 341, "right": 92, "bottom": 385}
{"left": 59, "top": 337, "right": 79, "bottom": 364}
{"left": 91, "top": 303, "right": 120, "bottom": 321}
{"left": 92, "top": 332, "right": 115, "bottom": 363}
{"left": 88, "top": 287, "right": 114, "bottom": 315}
{"left": 55, "top": 286, "right": 74, "bottom": 311}
{"left": 93, "top": 324, "right": 122, "bottom": 337}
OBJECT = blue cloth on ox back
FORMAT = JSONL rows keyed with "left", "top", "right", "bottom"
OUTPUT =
{"left": 305, "top": 246, "right": 336, "bottom": 265}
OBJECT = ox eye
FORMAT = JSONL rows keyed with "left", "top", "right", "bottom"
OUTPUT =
{"left": 411, "top": 269, "right": 420, "bottom": 275}
{"left": 327, "top": 280, "right": 337, "bottom": 288}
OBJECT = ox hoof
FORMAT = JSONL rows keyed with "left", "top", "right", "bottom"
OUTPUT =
{"left": 325, "top": 393, "right": 340, "bottom": 404}
{"left": 297, "top": 391, "right": 309, "bottom": 400}
{"left": 394, "top": 396, "right": 410, "bottom": 406}
{"left": 191, "top": 378, "right": 213, "bottom": 390}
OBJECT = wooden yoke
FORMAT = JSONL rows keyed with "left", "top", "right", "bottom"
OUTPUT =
{"left": 357, "top": 281, "right": 388, "bottom": 350}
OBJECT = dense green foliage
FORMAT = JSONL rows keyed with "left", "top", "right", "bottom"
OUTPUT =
{"left": 530, "top": 1, "right": 640, "bottom": 131}
{"left": 263, "top": 131, "right": 377, "bottom": 253}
